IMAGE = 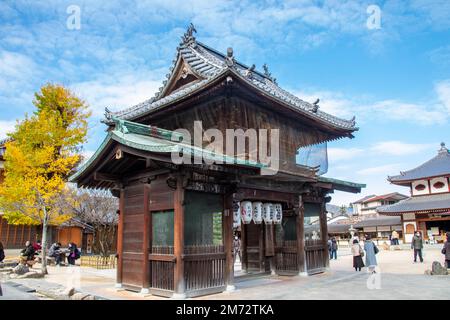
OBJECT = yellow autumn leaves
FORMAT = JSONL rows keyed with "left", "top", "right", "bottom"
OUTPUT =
{"left": 0, "top": 84, "right": 90, "bottom": 226}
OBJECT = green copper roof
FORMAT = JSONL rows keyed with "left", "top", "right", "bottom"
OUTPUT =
{"left": 318, "top": 176, "right": 366, "bottom": 190}
{"left": 69, "top": 118, "right": 265, "bottom": 182}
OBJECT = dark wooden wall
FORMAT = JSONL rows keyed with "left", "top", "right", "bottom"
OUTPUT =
{"left": 148, "top": 95, "right": 330, "bottom": 174}
{"left": 0, "top": 216, "right": 39, "bottom": 249}
{"left": 121, "top": 184, "right": 146, "bottom": 290}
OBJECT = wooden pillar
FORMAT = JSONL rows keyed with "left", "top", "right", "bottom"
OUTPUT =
{"left": 0, "top": 216, "right": 3, "bottom": 240}
{"left": 141, "top": 184, "right": 151, "bottom": 294}
{"left": 241, "top": 222, "right": 248, "bottom": 272}
{"left": 223, "top": 193, "right": 235, "bottom": 291}
{"left": 320, "top": 201, "right": 329, "bottom": 269}
{"left": 20, "top": 225, "right": 25, "bottom": 244}
{"left": 6, "top": 222, "right": 10, "bottom": 247}
{"left": 296, "top": 195, "right": 306, "bottom": 276}
{"left": 173, "top": 175, "right": 186, "bottom": 298}
{"left": 116, "top": 189, "right": 125, "bottom": 288}
{"left": 13, "top": 224, "right": 18, "bottom": 246}
{"left": 259, "top": 223, "right": 264, "bottom": 272}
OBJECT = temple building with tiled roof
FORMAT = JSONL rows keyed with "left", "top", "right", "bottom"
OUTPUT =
{"left": 377, "top": 143, "right": 450, "bottom": 243}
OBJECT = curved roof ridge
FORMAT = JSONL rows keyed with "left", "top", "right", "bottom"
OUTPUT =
{"left": 388, "top": 143, "right": 450, "bottom": 182}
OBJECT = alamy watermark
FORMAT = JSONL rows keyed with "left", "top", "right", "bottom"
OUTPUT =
{"left": 170, "top": 121, "right": 280, "bottom": 175}
{"left": 366, "top": 4, "right": 382, "bottom": 30}
{"left": 66, "top": 5, "right": 81, "bottom": 30}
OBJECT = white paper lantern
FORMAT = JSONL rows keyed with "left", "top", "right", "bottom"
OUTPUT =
{"left": 252, "top": 202, "right": 263, "bottom": 224}
{"left": 233, "top": 201, "right": 241, "bottom": 227}
{"left": 273, "top": 203, "right": 283, "bottom": 224}
{"left": 240, "top": 201, "right": 253, "bottom": 224}
{"left": 263, "top": 203, "right": 273, "bottom": 224}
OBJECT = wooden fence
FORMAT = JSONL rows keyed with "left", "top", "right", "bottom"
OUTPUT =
{"left": 80, "top": 255, "right": 117, "bottom": 269}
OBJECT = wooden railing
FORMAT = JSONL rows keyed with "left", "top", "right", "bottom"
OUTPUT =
{"left": 275, "top": 240, "right": 298, "bottom": 273}
{"left": 183, "top": 245, "right": 226, "bottom": 292}
{"left": 80, "top": 255, "right": 117, "bottom": 269}
{"left": 305, "top": 239, "right": 327, "bottom": 274}
{"left": 150, "top": 246, "right": 175, "bottom": 291}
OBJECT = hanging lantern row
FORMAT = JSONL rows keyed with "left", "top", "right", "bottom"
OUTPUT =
{"left": 233, "top": 201, "right": 241, "bottom": 227}
{"left": 238, "top": 201, "right": 283, "bottom": 225}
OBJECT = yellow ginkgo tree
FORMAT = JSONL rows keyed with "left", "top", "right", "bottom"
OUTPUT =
{"left": 0, "top": 83, "right": 90, "bottom": 274}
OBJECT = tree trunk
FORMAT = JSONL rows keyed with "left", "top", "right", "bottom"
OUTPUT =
{"left": 41, "top": 208, "right": 48, "bottom": 275}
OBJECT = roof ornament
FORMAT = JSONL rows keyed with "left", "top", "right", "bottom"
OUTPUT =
{"left": 263, "top": 63, "right": 277, "bottom": 84}
{"left": 181, "top": 23, "right": 197, "bottom": 46}
{"left": 104, "top": 107, "right": 113, "bottom": 121}
{"left": 244, "top": 64, "right": 255, "bottom": 78}
{"left": 225, "top": 47, "right": 235, "bottom": 67}
{"left": 350, "top": 116, "right": 356, "bottom": 126}
{"left": 439, "top": 142, "right": 448, "bottom": 154}
{"left": 311, "top": 98, "right": 320, "bottom": 113}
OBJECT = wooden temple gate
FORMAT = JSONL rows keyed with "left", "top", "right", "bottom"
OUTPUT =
{"left": 70, "top": 26, "right": 363, "bottom": 298}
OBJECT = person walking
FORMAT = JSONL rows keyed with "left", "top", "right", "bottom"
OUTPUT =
{"left": 411, "top": 231, "right": 424, "bottom": 263}
{"left": 233, "top": 236, "right": 241, "bottom": 263}
{"left": 391, "top": 230, "right": 399, "bottom": 245}
{"left": 330, "top": 237, "right": 338, "bottom": 260}
{"left": 351, "top": 239, "right": 365, "bottom": 271}
{"left": 442, "top": 232, "right": 450, "bottom": 269}
{"left": 364, "top": 235, "right": 378, "bottom": 273}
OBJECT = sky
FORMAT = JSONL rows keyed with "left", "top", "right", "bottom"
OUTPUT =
{"left": 0, "top": 0, "right": 449, "bottom": 206}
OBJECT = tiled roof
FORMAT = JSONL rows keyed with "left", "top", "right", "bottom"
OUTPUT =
{"left": 354, "top": 216, "right": 401, "bottom": 228}
{"left": 106, "top": 25, "right": 357, "bottom": 131}
{"left": 353, "top": 194, "right": 377, "bottom": 204}
{"left": 377, "top": 193, "right": 450, "bottom": 214}
{"left": 388, "top": 143, "right": 450, "bottom": 183}
{"left": 69, "top": 117, "right": 265, "bottom": 183}
{"left": 360, "top": 192, "right": 408, "bottom": 204}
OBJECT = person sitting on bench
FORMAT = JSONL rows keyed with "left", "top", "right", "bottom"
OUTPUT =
{"left": 20, "top": 241, "right": 36, "bottom": 265}
{"left": 48, "top": 242, "right": 65, "bottom": 266}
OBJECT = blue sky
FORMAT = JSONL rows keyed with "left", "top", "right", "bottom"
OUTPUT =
{"left": 0, "top": 0, "right": 449, "bottom": 206}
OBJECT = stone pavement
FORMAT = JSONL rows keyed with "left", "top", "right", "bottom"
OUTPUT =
{"left": 2, "top": 246, "right": 449, "bottom": 300}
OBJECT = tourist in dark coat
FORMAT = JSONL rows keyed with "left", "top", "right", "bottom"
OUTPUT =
{"left": 67, "top": 243, "right": 80, "bottom": 266}
{"left": 411, "top": 231, "right": 424, "bottom": 263}
{"left": 351, "top": 239, "right": 365, "bottom": 271}
{"left": 330, "top": 237, "right": 338, "bottom": 260}
{"left": 442, "top": 232, "right": 450, "bottom": 268}
{"left": 20, "top": 241, "right": 36, "bottom": 263}
{"left": 49, "top": 242, "right": 65, "bottom": 266}
{"left": 0, "top": 241, "right": 5, "bottom": 263}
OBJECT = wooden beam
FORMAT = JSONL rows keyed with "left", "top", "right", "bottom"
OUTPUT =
{"left": 173, "top": 173, "right": 186, "bottom": 297}
{"left": 142, "top": 184, "right": 151, "bottom": 291}
{"left": 296, "top": 195, "right": 306, "bottom": 275}
{"left": 94, "top": 171, "right": 121, "bottom": 183}
{"left": 116, "top": 189, "right": 124, "bottom": 287}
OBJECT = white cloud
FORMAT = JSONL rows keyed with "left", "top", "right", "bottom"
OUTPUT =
{"left": 328, "top": 147, "right": 365, "bottom": 161}
{"left": 356, "top": 163, "right": 402, "bottom": 176}
{"left": 71, "top": 74, "right": 162, "bottom": 118}
{"left": 436, "top": 80, "right": 450, "bottom": 112}
{"left": 295, "top": 79, "right": 450, "bottom": 126}
{"left": 370, "top": 141, "right": 433, "bottom": 156}
{"left": 0, "top": 120, "right": 17, "bottom": 139}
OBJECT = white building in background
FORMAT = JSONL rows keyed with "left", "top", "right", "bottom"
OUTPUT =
{"left": 352, "top": 193, "right": 408, "bottom": 217}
